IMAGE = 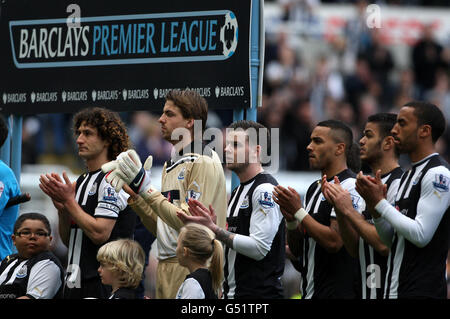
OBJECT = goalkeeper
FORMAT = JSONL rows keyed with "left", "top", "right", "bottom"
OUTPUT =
{"left": 102, "top": 89, "right": 227, "bottom": 299}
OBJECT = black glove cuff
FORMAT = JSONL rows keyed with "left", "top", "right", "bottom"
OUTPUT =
{"left": 129, "top": 167, "right": 145, "bottom": 193}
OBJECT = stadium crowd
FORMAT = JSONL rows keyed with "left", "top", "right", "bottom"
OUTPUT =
{"left": 19, "top": 1, "right": 450, "bottom": 173}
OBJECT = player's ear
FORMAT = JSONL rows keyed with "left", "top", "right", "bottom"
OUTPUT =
{"left": 102, "top": 138, "right": 111, "bottom": 150}
{"left": 418, "top": 124, "right": 432, "bottom": 139}
{"left": 335, "top": 142, "right": 345, "bottom": 156}
{"left": 383, "top": 136, "right": 395, "bottom": 151}
{"left": 186, "top": 118, "right": 194, "bottom": 130}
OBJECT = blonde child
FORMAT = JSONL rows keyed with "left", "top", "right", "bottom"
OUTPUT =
{"left": 175, "top": 223, "right": 223, "bottom": 299}
{"left": 97, "top": 239, "right": 145, "bottom": 299}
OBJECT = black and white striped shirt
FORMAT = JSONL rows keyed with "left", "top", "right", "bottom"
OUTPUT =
{"left": 65, "top": 170, "right": 135, "bottom": 290}
{"left": 358, "top": 167, "right": 403, "bottom": 299}
{"left": 374, "top": 153, "right": 450, "bottom": 299}
{"left": 223, "top": 172, "right": 285, "bottom": 299}
{"left": 0, "top": 252, "right": 64, "bottom": 299}
{"left": 302, "top": 169, "right": 362, "bottom": 299}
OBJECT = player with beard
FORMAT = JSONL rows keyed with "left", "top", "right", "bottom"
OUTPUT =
{"left": 177, "top": 120, "right": 285, "bottom": 299}
{"left": 322, "top": 113, "right": 403, "bottom": 299}
{"left": 356, "top": 101, "right": 449, "bottom": 299}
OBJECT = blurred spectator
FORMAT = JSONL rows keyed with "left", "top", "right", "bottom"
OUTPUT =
{"left": 343, "top": 56, "right": 374, "bottom": 121}
{"left": 35, "top": 114, "right": 72, "bottom": 156}
{"left": 128, "top": 111, "right": 172, "bottom": 167}
{"left": 335, "top": 100, "right": 361, "bottom": 141}
{"left": 327, "top": 35, "right": 356, "bottom": 77}
{"left": 424, "top": 71, "right": 450, "bottom": 123}
{"left": 259, "top": 89, "right": 294, "bottom": 131}
{"left": 21, "top": 116, "right": 40, "bottom": 165}
{"left": 278, "top": 0, "right": 321, "bottom": 38}
{"left": 360, "top": 29, "right": 396, "bottom": 109}
{"left": 362, "top": 29, "right": 394, "bottom": 85}
{"left": 279, "top": 0, "right": 320, "bottom": 24}
{"left": 281, "top": 98, "right": 315, "bottom": 170}
{"left": 322, "top": 95, "right": 339, "bottom": 119}
{"left": 343, "top": 0, "right": 372, "bottom": 63}
{"left": 357, "top": 93, "right": 379, "bottom": 129}
{"left": 392, "top": 68, "right": 421, "bottom": 109}
{"left": 262, "top": 0, "right": 450, "bottom": 179}
{"left": 426, "top": 70, "right": 450, "bottom": 163}
{"left": 411, "top": 24, "right": 448, "bottom": 97}
{"left": 265, "top": 33, "right": 305, "bottom": 94}
{"left": 310, "top": 55, "right": 345, "bottom": 122}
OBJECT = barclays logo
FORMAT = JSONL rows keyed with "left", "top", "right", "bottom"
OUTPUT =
{"left": 10, "top": 9, "right": 239, "bottom": 69}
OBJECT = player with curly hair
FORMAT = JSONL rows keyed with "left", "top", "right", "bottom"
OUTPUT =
{"left": 39, "top": 107, "right": 136, "bottom": 299}
{"left": 72, "top": 107, "right": 130, "bottom": 161}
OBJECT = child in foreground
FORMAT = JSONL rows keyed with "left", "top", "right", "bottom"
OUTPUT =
{"left": 97, "top": 238, "right": 145, "bottom": 299}
{"left": 176, "top": 223, "right": 223, "bottom": 299}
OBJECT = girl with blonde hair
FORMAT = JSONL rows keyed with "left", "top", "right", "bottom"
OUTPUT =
{"left": 176, "top": 223, "right": 223, "bottom": 299}
{"left": 97, "top": 239, "right": 145, "bottom": 299}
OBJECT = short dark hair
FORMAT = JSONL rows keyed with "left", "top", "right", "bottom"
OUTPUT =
{"left": 73, "top": 107, "right": 130, "bottom": 160}
{"left": 14, "top": 213, "right": 51, "bottom": 235}
{"left": 165, "top": 89, "right": 208, "bottom": 132}
{"left": 0, "top": 116, "right": 8, "bottom": 148}
{"left": 228, "top": 120, "right": 270, "bottom": 148}
{"left": 367, "top": 112, "right": 400, "bottom": 158}
{"left": 367, "top": 113, "right": 398, "bottom": 140}
{"left": 403, "top": 101, "right": 446, "bottom": 143}
{"left": 317, "top": 120, "right": 360, "bottom": 172}
{"left": 317, "top": 120, "right": 353, "bottom": 154}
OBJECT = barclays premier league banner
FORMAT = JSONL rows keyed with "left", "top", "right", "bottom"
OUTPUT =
{"left": 0, "top": 0, "right": 252, "bottom": 114}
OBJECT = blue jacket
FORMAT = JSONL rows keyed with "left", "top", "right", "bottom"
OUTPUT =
{"left": 0, "top": 160, "right": 20, "bottom": 260}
